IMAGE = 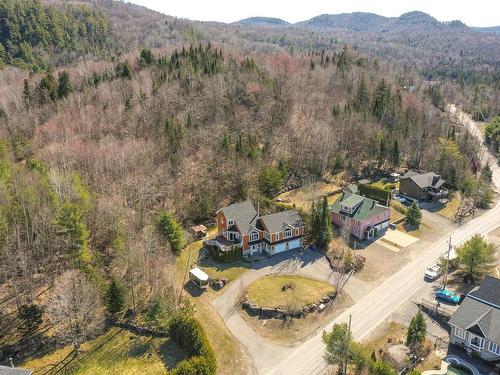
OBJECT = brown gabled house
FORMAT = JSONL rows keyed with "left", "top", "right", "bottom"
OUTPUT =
{"left": 399, "top": 170, "right": 448, "bottom": 203}
{"left": 205, "top": 200, "right": 305, "bottom": 258}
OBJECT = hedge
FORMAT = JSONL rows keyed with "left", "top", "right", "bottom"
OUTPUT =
{"left": 169, "top": 315, "right": 216, "bottom": 375}
{"left": 358, "top": 183, "right": 391, "bottom": 204}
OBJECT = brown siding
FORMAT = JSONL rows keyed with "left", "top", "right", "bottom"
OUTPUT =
{"left": 279, "top": 232, "right": 284, "bottom": 241}
{"left": 242, "top": 234, "right": 249, "bottom": 250}
{"left": 400, "top": 179, "right": 425, "bottom": 201}
{"left": 216, "top": 211, "right": 227, "bottom": 234}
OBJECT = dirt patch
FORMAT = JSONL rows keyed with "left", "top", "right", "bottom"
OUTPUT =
{"left": 240, "top": 292, "right": 353, "bottom": 346}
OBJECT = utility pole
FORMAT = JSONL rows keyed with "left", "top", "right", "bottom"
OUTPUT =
{"left": 442, "top": 236, "right": 452, "bottom": 290}
{"left": 343, "top": 314, "right": 352, "bottom": 375}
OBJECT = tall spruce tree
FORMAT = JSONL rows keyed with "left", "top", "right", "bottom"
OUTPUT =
{"left": 156, "top": 211, "right": 186, "bottom": 254}
{"left": 391, "top": 139, "right": 399, "bottom": 166}
{"left": 106, "top": 278, "right": 125, "bottom": 316}
{"left": 406, "top": 310, "right": 426, "bottom": 348}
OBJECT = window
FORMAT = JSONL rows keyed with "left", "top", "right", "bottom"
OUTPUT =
{"left": 294, "top": 228, "right": 299, "bottom": 236}
{"left": 454, "top": 326, "right": 465, "bottom": 339}
{"left": 469, "top": 335, "right": 484, "bottom": 350}
{"left": 250, "top": 232, "right": 259, "bottom": 242}
{"left": 488, "top": 342, "right": 500, "bottom": 355}
{"left": 264, "top": 232, "right": 270, "bottom": 241}
{"left": 228, "top": 219, "right": 234, "bottom": 226}
{"left": 284, "top": 229, "right": 292, "bottom": 239}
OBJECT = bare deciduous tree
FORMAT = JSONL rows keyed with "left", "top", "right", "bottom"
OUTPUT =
{"left": 46, "top": 270, "right": 104, "bottom": 348}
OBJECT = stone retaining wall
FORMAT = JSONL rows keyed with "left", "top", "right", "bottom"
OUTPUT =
{"left": 242, "top": 291, "right": 338, "bottom": 320}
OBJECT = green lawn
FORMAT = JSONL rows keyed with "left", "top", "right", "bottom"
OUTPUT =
{"left": 369, "top": 180, "right": 396, "bottom": 191}
{"left": 247, "top": 274, "right": 334, "bottom": 308}
{"left": 175, "top": 227, "right": 250, "bottom": 286}
{"left": 22, "top": 327, "right": 186, "bottom": 375}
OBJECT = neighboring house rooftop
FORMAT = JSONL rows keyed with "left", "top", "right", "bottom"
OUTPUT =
{"left": 0, "top": 366, "right": 33, "bottom": 375}
{"left": 345, "top": 184, "right": 359, "bottom": 194}
{"left": 401, "top": 170, "right": 445, "bottom": 189}
{"left": 468, "top": 275, "right": 500, "bottom": 307}
{"left": 258, "top": 210, "right": 303, "bottom": 233}
{"left": 449, "top": 276, "right": 500, "bottom": 343}
{"left": 331, "top": 192, "right": 388, "bottom": 221}
{"left": 218, "top": 200, "right": 258, "bottom": 234}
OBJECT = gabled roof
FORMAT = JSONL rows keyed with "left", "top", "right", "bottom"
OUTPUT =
{"left": 258, "top": 210, "right": 303, "bottom": 233}
{"left": 218, "top": 200, "right": 258, "bottom": 234}
{"left": 449, "top": 276, "right": 500, "bottom": 343}
{"left": 330, "top": 192, "right": 388, "bottom": 221}
{"left": 469, "top": 275, "right": 500, "bottom": 307}
{"left": 401, "top": 170, "right": 445, "bottom": 189}
{"left": 345, "top": 184, "right": 359, "bottom": 194}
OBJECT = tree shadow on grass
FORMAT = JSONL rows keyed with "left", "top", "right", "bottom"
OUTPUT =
{"left": 159, "top": 339, "right": 187, "bottom": 370}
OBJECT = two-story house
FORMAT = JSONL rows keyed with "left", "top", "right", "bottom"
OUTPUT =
{"left": 205, "top": 200, "right": 305, "bottom": 258}
{"left": 399, "top": 170, "right": 447, "bottom": 203}
{"left": 330, "top": 191, "right": 390, "bottom": 240}
{"left": 449, "top": 275, "right": 500, "bottom": 362}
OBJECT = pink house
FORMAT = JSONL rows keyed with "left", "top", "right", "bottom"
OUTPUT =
{"left": 330, "top": 191, "right": 390, "bottom": 240}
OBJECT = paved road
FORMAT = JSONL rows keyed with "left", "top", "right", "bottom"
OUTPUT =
{"left": 267, "top": 107, "right": 500, "bottom": 375}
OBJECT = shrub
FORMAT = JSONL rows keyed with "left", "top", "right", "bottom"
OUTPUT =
{"left": 18, "top": 304, "right": 43, "bottom": 335}
{"left": 156, "top": 211, "right": 186, "bottom": 254}
{"left": 169, "top": 314, "right": 216, "bottom": 375}
{"left": 359, "top": 183, "right": 391, "bottom": 204}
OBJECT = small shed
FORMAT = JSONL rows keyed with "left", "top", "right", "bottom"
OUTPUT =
{"left": 189, "top": 267, "right": 209, "bottom": 290}
{"left": 190, "top": 224, "right": 208, "bottom": 239}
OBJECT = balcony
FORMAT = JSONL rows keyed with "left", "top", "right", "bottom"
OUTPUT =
{"left": 205, "top": 235, "right": 242, "bottom": 252}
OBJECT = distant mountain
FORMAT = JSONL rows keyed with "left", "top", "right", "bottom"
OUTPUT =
{"left": 233, "top": 17, "right": 289, "bottom": 27}
{"left": 473, "top": 26, "right": 500, "bottom": 34}
{"left": 296, "top": 12, "right": 387, "bottom": 31}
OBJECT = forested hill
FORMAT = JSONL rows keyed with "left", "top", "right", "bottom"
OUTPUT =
{"left": 0, "top": 0, "right": 114, "bottom": 70}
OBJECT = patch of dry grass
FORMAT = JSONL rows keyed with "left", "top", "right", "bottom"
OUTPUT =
{"left": 437, "top": 193, "right": 461, "bottom": 220}
{"left": 276, "top": 182, "right": 341, "bottom": 210}
{"left": 247, "top": 274, "right": 334, "bottom": 308}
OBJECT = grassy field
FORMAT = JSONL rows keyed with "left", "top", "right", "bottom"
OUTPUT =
{"left": 247, "top": 274, "right": 334, "bottom": 308}
{"left": 276, "top": 181, "right": 341, "bottom": 210}
{"left": 436, "top": 192, "right": 461, "bottom": 220}
{"left": 22, "top": 327, "right": 185, "bottom": 375}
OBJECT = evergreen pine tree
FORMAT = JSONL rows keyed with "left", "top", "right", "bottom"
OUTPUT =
{"left": 23, "top": 79, "right": 32, "bottom": 103}
{"left": 156, "top": 211, "right": 186, "bottom": 254}
{"left": 391, "top": 139, "right": 399, "bottom": 166}
{"left": 57, "top": 71, "right": 71, "bottom": 99}
{"left": 106, "top": 278, "right": 125, "bottom": 316}
{"left": 406, "top": 310, "right": 426, "bottom": 348}
{"left": 354, "top": 76, "right": 370, "bottom": 111}
{"left": 405, "top": 202, "right": 422, "bottom": 227}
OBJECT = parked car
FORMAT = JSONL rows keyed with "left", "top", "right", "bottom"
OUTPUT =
{"left": 393, "top": 196, "right": 406, "bottom": 203}
{"left": 435, "top": 289, "right": 461, "bottom": 304}
{"left": 424, "top": 264, "right": 441, "bottom": 280}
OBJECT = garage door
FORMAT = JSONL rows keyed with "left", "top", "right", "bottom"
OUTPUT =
{"left": 287, "top": 238, "right": 302, "bottom": 250}
{"left": 273, "top": 243, "right": 287, "bottom": 254}
{"left": 375, "top": 221, "right": 389, "bottom": 231}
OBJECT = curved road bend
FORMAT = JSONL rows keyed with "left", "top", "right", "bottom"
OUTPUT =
{"left": 268, "top": 107, "right": 500, "bottom": 375}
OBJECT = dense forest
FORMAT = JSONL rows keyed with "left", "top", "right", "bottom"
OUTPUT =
{"left": 0, "top": 0, "right": 113, "bottom": 70}
{"left": 0, "top": 0, "right": 499, "bottom": 373}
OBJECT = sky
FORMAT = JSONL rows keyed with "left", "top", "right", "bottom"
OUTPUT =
{"left": 127, "top": 0, "right": 500, "bottom": 27}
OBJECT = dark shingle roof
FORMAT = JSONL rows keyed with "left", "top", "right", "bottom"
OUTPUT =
{"left": 258, "top": 210, "right": 303, "bottom": 233}
{"left": 330, "top": 192, "right": 388, "bottom": 221}
{"left": 469, "top": 275, "right": 500, "bottom": 307}
{"left": 449, "top": 276, "right": 500, "bottom": 343}
{"left": 219, "top": 200, "right": 258, "bottom": 234}
{"left": 401, "top": 170, "right": 445, "bottom": 189}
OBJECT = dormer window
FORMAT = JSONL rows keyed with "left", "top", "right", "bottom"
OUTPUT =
{"left": 250, "top": 232, "right": 259, "bottom": 242}
{"left": 228, "top": 219, "right": 234, "bottom": 226}
{"left": 284, "top": 228, "right": 292, "bottom": 239}
{"left": 340, "top": 205, "right": 352, "bottom": 213}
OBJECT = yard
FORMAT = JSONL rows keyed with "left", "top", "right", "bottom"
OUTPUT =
{"left": 246, "top": 274, "right": 334, "bottom": 308}
{"left": 175, "top": 226, "right": 250, "bottom": 286}
{"left": 276, "top": 181, "right": 341, "bottom": 210}
{"left": 21, "top": 327, "right": 185, "bottom": 375}
{"left": 241, "top": 292, "right": 353, "bottom": 345}
{"left": 436, "top": 192, "right": 461, "bottom": 220}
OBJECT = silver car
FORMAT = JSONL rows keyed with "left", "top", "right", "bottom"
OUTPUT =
{"left": 424, "top": 264, "right": 440, "bottom": 280}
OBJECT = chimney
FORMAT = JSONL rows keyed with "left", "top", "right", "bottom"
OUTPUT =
{"left": 257, "top": 201, "right": 260, "bottom": 217}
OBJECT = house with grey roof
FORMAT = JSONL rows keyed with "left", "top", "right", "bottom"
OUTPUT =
{"left": 205, "top": 200, "right": 304, "bottom": 258}
{"left": 330, "top": 191, "right": 390, "bottom": 240}
{"left": 399, "top": 170, "right": 447, "bottom": 202}
{"left": 0, "top": 365, "right": 33, "bottom": 375}
{"left": 449, "top": 275, "right": 500, "bottom": 362}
